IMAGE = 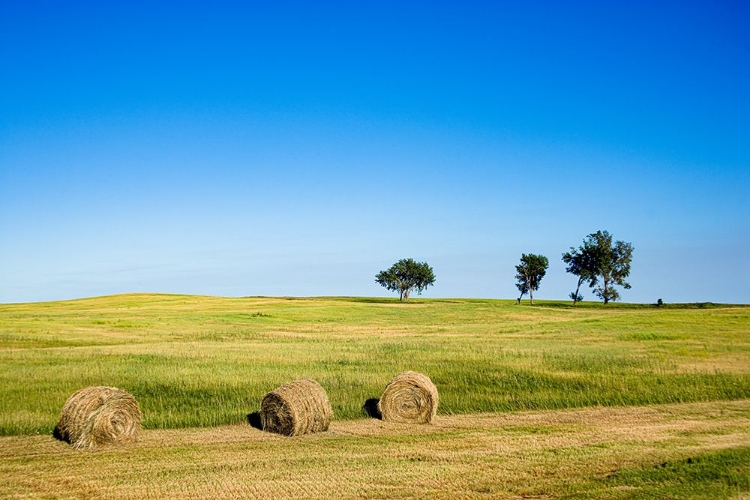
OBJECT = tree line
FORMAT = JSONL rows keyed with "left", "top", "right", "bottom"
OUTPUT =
{"left": 376, "top": 230, "right": 634, "bottom": 304}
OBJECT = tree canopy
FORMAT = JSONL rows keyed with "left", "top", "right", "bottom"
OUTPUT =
{"left": 515, "top": 253, "right": 549, "bottom": 305}
{"left": 563, "top": 230, "right": 634, "bottom": 304}
{"left": 561, "top": 239, "right": 598, "bottom": 304}
{"left": 375, "top": 258, "right": 435, "bottom": 301}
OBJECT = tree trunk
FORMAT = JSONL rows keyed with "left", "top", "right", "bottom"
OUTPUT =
{"left": 529, "top": 284, "right": 534, "bottom": 305}
{"left": 573, "top": 277, "right": 583, "bottom": 304}
{"left": 603, "top": 279, "right": 609, "bottom": 304}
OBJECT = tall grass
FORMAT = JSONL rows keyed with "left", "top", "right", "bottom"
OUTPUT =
{"left": 1, "top": 294, "right": 749, "bottom": 435}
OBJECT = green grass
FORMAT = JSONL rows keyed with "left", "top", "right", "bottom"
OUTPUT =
{"left": 1, "top": 294, "right": 749, "bottom": 435}
{"left": 567, "top": 447, "right": 750, "bottom": 499}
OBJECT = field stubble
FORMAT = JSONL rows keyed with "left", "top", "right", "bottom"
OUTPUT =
{"left": 0, "top": 400, "right": 748, "bottom": 498}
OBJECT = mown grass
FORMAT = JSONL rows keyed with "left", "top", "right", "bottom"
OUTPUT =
{"left": 1, "top": 401, "right": 748, "bottom": 499}
{"left": 1, "top": 294, "right": 749, "bottom": 435}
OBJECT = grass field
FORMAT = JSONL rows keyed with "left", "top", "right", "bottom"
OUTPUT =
{"left": 1, "top": 294, "right": 749, "bottom": 498}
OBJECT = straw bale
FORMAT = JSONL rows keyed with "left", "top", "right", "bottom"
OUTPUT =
{"left": 378, "top": 371, "right": 438, "bottom": 424}
{"left": 56, "top": 386, "right": 141, "bottom": 449}
{"left": 260, "top": 379, "right": 332, "bottom": 436}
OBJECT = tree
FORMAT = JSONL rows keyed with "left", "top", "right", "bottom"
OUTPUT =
{"left": 562, "top": 239, "right": 598, "bottom": 305}
{"left": 590, "top": 230, "right": 634, "bottom": 304}
{"left": 514, "top": 253, "right": 549, "bottom": 305}
{"left": 375, "top": 258, "right": 435, "bottom": 301}
{"left": 564, "top": 230, "right": 634, "bottom": 304}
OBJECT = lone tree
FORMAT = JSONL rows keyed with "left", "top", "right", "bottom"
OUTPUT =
{"left": 375, "top": 258, "right": 435, "bottom": 301}
{"left": 564, "top": 230, "right": 634, "bottom": 304}
{"left": 515, "top": 253, "right": 549, "bottom": 305}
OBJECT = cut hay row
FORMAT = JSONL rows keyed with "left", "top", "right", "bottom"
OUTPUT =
{"left": 56, "top": 372, "right": 438, "bottom": 448}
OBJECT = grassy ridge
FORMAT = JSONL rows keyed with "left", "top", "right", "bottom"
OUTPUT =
{"left": 1, "top": 294, "right": 749, "bottom": 435}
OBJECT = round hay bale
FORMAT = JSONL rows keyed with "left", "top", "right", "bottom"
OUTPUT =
{"left": 378, "top": 371, "right": 438, "bottom": 424}
{"left": 56, "top": 386, "right": 141, "bottom": 449}
{"left": 260, "top": 379, "right": 332, "bottom": 436}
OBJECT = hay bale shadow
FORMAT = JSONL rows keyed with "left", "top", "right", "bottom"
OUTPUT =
{"left": 363, "top": 398, "right": 382, "bottom": 419}
{"left": 52, "top": 425, "right": 65, "bottom": 442}
{"left": 246, "top": 411, "right": 263, "bottom": 430}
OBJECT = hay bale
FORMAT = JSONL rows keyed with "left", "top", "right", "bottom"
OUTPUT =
{"left": 260, "top": 379, "right": 332, "bottom": 436}
{"left": 378, "top": 371, "right": 438, "bottom": 424}
{"left": 56, "top": 386, "right": 141, "bottom": 449}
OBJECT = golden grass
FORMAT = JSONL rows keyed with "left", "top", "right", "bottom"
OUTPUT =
{"left": 1, "top": 400, "right": 748, "bottom": 499}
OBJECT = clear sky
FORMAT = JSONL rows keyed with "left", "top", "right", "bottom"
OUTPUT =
{"left": 1, "top": 1, "right": 749, "bottom": 304}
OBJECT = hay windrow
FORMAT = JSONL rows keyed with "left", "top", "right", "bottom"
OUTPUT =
{"left": 260, "top": 379, "right": 332, "bottom": 436}
{"left": 56, "top": 386, "right": 141, "bottom": 450}
{"left": 378, "top": 371, "right": 439, "bottom": 424}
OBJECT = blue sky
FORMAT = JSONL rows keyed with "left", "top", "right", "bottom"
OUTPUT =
{"left": 1, "top": 1, "right": 748, "bottom": 304}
